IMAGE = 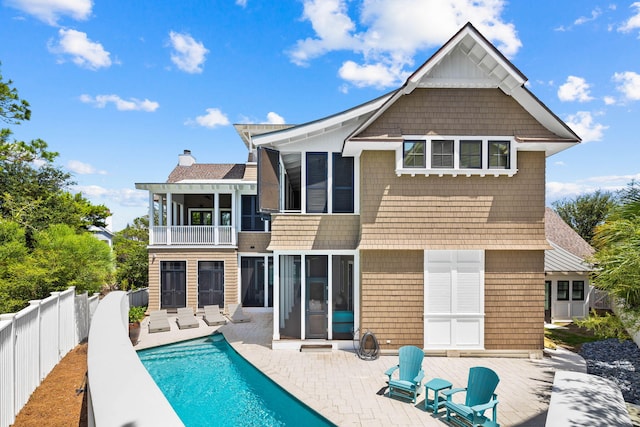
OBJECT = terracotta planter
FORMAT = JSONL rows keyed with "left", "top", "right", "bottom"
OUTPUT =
{"left": 129, "top": 321, "right": 141, "bottom": 345}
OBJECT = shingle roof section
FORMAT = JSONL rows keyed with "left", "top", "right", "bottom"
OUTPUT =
{"left": 545, "top": 207, "right": 595, "bottom": 272}
{"left": 167, "top": 164, "right": 246, "bottom": 183}
{"left": 545, "top": 207, "right": 595, "bottom": 259}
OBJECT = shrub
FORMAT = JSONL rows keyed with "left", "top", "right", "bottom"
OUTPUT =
{"left": 575, "top": 310, "right": 631, "bottom": 341}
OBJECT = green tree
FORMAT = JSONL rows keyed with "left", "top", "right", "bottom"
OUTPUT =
{"left": 113, "top": 216, "right": 149, "bottom": 289}
{"left": 591, "top": 181, "right": 640, "bottom": 308}
{"left": 552, "top": 190, "right": 616, "bottom": 245}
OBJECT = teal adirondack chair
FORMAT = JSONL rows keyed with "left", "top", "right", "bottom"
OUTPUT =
{"left": 384, "top": 345, "right": 425, "bottom": 403}
{"left": 443, "top": 367, "right": 500, "bottom": 427}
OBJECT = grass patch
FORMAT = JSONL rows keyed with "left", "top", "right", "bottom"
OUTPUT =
{"left": 544, "top": 323, "right": 601, "bottom": 352}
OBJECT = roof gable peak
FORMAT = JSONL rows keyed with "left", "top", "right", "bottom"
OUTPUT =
{"left": 405, "top": 22, "right": 525, "bottom": 95}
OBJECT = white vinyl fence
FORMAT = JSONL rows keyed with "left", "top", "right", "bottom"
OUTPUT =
{"left": 0, "top": 287, "right": 100, "bottom": 427}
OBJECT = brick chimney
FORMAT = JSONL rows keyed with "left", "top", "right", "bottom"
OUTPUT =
{"left": 178, "top": 149, "right": 196, "bottom": 166}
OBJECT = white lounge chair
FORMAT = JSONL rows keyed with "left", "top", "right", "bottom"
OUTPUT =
{"left": 148, "top": 309, "right": 170, "bottom": 333}
{"left": 227, "top": 303, "right": 251, "bottom": 323}
{"left": 203, "top": 305, "right": 227, "bottom": 326}
{"left": 176, "top": 307, "right": 199, "bottom": 329}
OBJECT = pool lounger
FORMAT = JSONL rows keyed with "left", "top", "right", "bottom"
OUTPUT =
{"left": 227, "top": 304, "right": 251, "bottom": 323}
{"left": 148, "top": 309, "right": 170, "bottom": 333}
{"left": 203, "top": 305, "right": 227, "bottom": 326}
{"left": 176, "top": 307, "right": 200, "bottom": 329}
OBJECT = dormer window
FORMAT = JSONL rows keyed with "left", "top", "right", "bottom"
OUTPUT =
{"left": 397, "top": 137, "right": 516, "bottom": 177}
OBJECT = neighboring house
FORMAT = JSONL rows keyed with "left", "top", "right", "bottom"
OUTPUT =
{"left": 135, "top": 23, "right": 581, "bottom": 356}
{"left": 544, "top": 208, "right": 596, "bottom": 322}
{"left": 89, "top": 224, "right": 114, "bottom": 248}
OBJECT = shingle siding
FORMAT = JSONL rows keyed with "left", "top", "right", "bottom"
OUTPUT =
{"left": 359, "top": 150, "right": 548, "bottom": 250}
{"left": 268, "top": 214, "right": 360, "bottom": 250}
{"left": 359, "top": 88, "right": 557, "bottom": 138}
{"left": 360, "top": 250, "right": 424, "bottom": 350}
{"left": 147, "top": 248, "right": 238, "bottom": 311}
{"left": 485, "top": 250, "right": 545, "bottom": 350}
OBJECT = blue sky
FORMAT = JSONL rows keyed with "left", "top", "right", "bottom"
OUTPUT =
{"left": 1, "top": 0, "right": 639, "bottom": 231}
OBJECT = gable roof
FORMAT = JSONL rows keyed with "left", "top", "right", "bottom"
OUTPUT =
{"left": 545, "top": 207, "right": 595, "bottom": 273}
{"left": 346, "top": 22, "right": 579, "bottom": 155}
{"left": 250, "top": 23, "right": 579, "bottom": 157}
{"left": 167, "top": 164, "right": 246, "bottom": 183}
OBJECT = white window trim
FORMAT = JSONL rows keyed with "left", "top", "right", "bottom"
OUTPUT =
{"left": 396, "top": 136, "right": 518, "bottom": 177}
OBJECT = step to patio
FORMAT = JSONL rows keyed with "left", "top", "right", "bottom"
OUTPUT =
{"left": 300, "top": 344, "right": 332, "bottom": 353}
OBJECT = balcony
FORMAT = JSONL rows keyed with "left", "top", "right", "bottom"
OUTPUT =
{"left": 150, "top": 226, "right": 235, "bottom": 246}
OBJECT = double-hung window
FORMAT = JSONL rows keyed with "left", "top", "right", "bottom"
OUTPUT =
{"left": 460, "top": 140, "right": 482, "bottom": 169}
{"left": 489, "top": 141, "right": 510, "bottom": 169}
{"left": 403, "top": 141, "right": 425, "bottom": 168}
{"left": 431, "top": 140, "right": 454, "bottom": 168}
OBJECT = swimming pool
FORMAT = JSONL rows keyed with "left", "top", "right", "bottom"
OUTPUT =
{"left": 137, "top": 334, "right": 335, "bottom": 427}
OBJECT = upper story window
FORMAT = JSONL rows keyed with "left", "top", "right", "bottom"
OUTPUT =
{"left": 241, "top": 195, "right": 265, "bottom": 231}
{"left": 403, "top": 141, "right": 425, "bottom": 168}
{"left": 333, "top": 153, "right": 354, "bottom": 213}
{"left": 431, "top": 140, "right": 454, "bottom": 168}
{"left": 398, "top": 137, "right": 516, "bottom": 177}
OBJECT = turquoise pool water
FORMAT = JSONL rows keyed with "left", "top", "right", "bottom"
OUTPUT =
{"left": 137, "top": 334, "right": 335, "bottom": 427}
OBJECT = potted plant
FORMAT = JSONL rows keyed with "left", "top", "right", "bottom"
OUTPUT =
{"left": 128, "top": 306, "right": 146, "bottom": 345}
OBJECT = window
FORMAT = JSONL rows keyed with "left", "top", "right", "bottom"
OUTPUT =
{"left": 332, "top": 153, "right": 354, "bottom": 213}
{"left": 431, "top": 140, "right": 454, "bottom": 168}
{"left": 460, "top": 140, "right": 482, "bottom": 169}
{"left": 399, "top": 137, "right": 514, "bottom": 175}
{"left": 219, "top": 194, "right": 232, "bottom": 226}
{"left": 241, "top": 195, "right": 264, "bottom": 231}
{"left": 306, "top": 152, "right": 328, "bottom": 213}
{"left": 572, "top": 281, "right": 585, "bottom": 301}
{"left": 557, "top": 281, "right": 569, "bottom": 301}
{"left": 489, "top": 141, "right": 510, "bottom": 169}
{"left": 190, "top": 210, "right": 212, "bottom": 225}
{"left": 403, "top": 141, "right": 425, "bottom": 168}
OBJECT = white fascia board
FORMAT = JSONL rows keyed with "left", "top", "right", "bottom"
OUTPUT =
{"left": 252, "top": 94, "right": 392, "bottom": 147}
{"left": 342, "top": 140, "right": 403, "bottom": 156}
{"left": 511, "top": 86, "right": 581, "bottom": 142}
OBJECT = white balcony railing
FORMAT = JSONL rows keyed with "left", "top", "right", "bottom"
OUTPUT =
{"left": 150, "top": 226, "right": 235, "bottom": 246}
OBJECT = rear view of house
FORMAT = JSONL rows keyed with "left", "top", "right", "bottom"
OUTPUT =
{"left": 136, "top": 23, "right": 581, "bottom": 356}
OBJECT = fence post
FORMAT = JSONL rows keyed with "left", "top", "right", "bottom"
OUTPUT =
{"left": 27, "top": 299, "right": 43, "bottom": 382}
{"left": 0, "top": 313, "right": 17, "bottom": 427}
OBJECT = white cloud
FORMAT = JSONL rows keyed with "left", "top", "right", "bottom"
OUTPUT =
{"left": 48, "top": 29, "right": 111, "bottom": 70}
{"left": 338, "top": 60, "right": 404, "bottom": 89}
{"left": 80, "top": 94, "right": 159, "bottom": 112}
{"left": 67, "top": 160, "right": 107, "bottom": 175}
{"left": 547, "top": 173, "right": 640, "bottom": 203}
{"left": 288, "top": 0, "right": 520, "bottom": 89}
{"left": 557, "top": 76, "right": 594, "bottom": 102}
{"left": 564, "top": 111, "right": 608, "bottom": 142}
{"left": 613, "top": 71, "right": 640, "bottom": 101}
{"left": 74, "top": 185, "right": 148, "bottom": 208}
{"left": 236, "top": 0, "right": 247, "bottom": 7}
{"left": 574, "top": 8, "right": 602, "bottom": 25}
{"left": 186, "top": 108, "right": 230, "bottom": 128}
{"left": 168, "top": 31, "right": 209, "bottom": 73}
{"left": 619, "top": 2, "right": 640, "bottom": 33}
{"left": 5, "top": 0, "right": 92, "bottom": 25}
{"left": 603, "top": 96, "right": 616, "bottom": 105}
{"left": 265, "top": 112, "right": 285, "bottom": 124}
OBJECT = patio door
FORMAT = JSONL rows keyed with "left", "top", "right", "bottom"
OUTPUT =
{"left": 161, "top": 261, "right": 186, "bottom": 309}
{"left": 306, "top": 255, "right": 328, "bottom": 339}
{"left": 198, "top": 261, "right": 224, "bottom": 308}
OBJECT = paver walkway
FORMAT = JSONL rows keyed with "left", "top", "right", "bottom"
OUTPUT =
{"left": 136, "top": 312, "right": 559, "bottom": 426}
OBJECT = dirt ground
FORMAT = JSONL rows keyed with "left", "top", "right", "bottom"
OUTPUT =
{"left": 12, "top": 342, "right": 88, "bottom": 427}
